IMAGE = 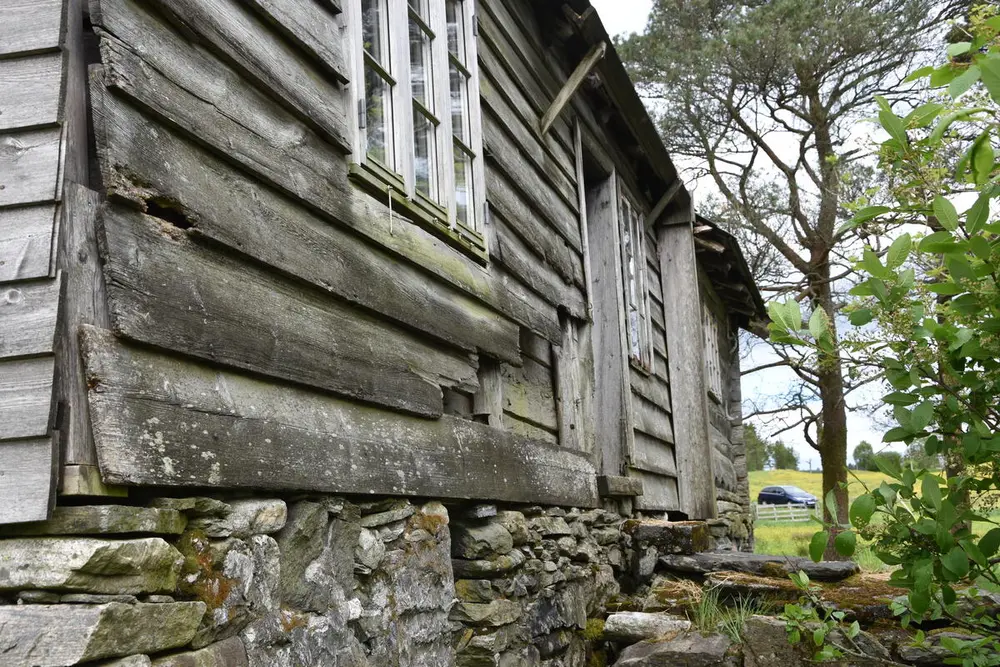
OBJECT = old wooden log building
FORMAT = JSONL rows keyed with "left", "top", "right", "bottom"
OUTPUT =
{"left": 0, "top": 0, "right": 767, "bottom": 664}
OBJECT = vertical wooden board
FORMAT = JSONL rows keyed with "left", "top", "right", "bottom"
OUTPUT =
{"left": 0, "top": 128, "right": 63, "bottom": 207}
{"left": 586, "top": 174, "right": 633, "bottom": 477}
{"left": 0, "top": 0, "right": 64, "bottom": 57}
{"left": 0, "top": 357, "right": 55, "bottom": 441}
{"left": 0, "top": 277, "right": 61, "bottom": 359}
{"left": 55, "top": 184, "right": 107, "bottom": 466}
{"left": 501, "top": 357, "right": 557, "bottom": 432}
{"left": 630, "top": 468, "right": 680, "bottom": 511}
{"left": 0, "top": 53, "right": 64, "bottom": 131}
{"left": 658, "top": 213, "right": 716, "bottom": 519}
{"left": 0, "top": 437, "right": 55, "bottom": 523}
{"left": 473, "top": 359, "right": 504, "bottom": 429}
{"left": 0, "top": 204, "right": 57, "bottom": 282}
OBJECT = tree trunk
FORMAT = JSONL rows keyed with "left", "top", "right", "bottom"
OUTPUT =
{"left": 813, "top": 263, "right": 850, "bottom": 560}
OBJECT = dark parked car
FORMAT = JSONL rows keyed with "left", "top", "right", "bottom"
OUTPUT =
{"left": 757, "top": 485, "right": 817, "bottom": 507}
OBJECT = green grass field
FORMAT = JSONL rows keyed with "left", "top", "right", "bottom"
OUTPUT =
{"left": 750, "top": 469, "right": 895, "bottom": 572}
{"left": 750, "top": 469, "right": 998, "bottom": 572}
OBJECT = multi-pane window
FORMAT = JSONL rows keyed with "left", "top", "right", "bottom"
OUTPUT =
{"left": 349, "top": 0, "right": 484, "bottom": 240}
{"left": 619, "top": 187, "right": 653, "bottom": 371}
{"left": 703, "top": 302, "right": 726, "bottom": 400}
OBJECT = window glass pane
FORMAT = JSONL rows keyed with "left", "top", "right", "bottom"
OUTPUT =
{"left": 409, "top": 0, "right": 426, "bottom": 17}
{"left": 362, "top": 0, "right": 385, "bottom": 62}
{"left": 414, "top": 109, "right": 437, "bottom": 200}
{"left": 409, "top": 18, "right": 433, "bottom": 109}
{"left": 450, "top": 64, "right": 469, "bottom": 144}
{"left": 454, "top": 144, "right": 474, "bottom": 227}
{"left": 446, "top": 0, "right": 465, "bottom": 61}
{"left": 364, "top": 65, "right": 392, "bottom": 165}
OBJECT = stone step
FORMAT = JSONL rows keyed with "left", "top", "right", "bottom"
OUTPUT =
{"left": 0, "top": 537, "right": 183, "bottom": 594}
{"left": 622, "top": 520, "right": 709, "bottom": 555}
{"left": 612, "top": 632, "right": 738, "bottom": 667}
{"left": 601, "top": 612, "right": 691, "bottom": 643}
{"left": 0, "top": 602, "right": 205, "bottom": 666}
{"left": 659, "top": 552, "right": 860, "bottom": 581}
{"left": 0, "top": 505, "right": 186, "bottom": 537}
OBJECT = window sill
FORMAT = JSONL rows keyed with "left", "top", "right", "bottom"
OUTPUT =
{"left": 349, "top": 163, "right": 488, "bottom": 264}
{"left": 629, "top": 357, "right": 652, "bottom": 376}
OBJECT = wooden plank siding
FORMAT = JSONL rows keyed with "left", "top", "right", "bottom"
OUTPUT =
{"left": 0, "top": 0, "right": 82, "bottom": 522}
{"left": 89, "top": 0, "right": 556, "bottom": 345}
{"left": 76, "top": 0, "right": 615, "bottom": 509}
{"left": 82, "top": 328, "right": 599, "bottom": 507}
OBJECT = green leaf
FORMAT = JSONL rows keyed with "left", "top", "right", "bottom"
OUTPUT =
{"left": 884, "top": 391, "right": 918, "bottom": 406}
{"left": 949, "top": 65, "right": 981, "bottom": 98}
{"left": 979, "top": 527, "right": 1000, "bottom": 558}
{"left": 947, "top": 42, "right": 972, "bottom": 57}
{"left": 942, "top": 546, "right": 969, "bottom": 578}
{"left": 967, "top": 193, "right": 992, "bottom": 234}
{"left": 919, "top": 230, "right": 961, "bottom": 254}
{"left": 849, "top": 309, "right": 873, "bottom": 326}
{"left": 911, "top": 401, "right": 934, "bottom": 432}
{"left": 808, "top": 307, "right": 831, "bottom": 344}
{"left": 969, "top": 235, "right": 991, "bottom": 260}
{"left": 887, "top": 233, "right": 911, "bottom": 269}
{"left": 854, "top": 206, "right": 891, "bottom": 223}
{"left": 909, "top": 589, "right": 930, "bottom": 614}
{"left": 980, "top": 58, "right": 1000, "bottom": 103}
{"left": 929, "top": 107, "right": 989, "bottom": 144}
{"left": 786, "top": 299, "right": 803, "bottom": 331}
{"left": 971, "top": 133, "right": 995, "bottom": 186}
{"left": 922, "top": 474, "right": 942, "bottom": 511}
{"left": 847, "top": 621, "right": 861, "bottom": 639}
{"left": 808, "top": 531, "right": 827, "bottom": 562}
{"left": 874, "top": 453, "right": 902, "bottom": 479}
{"left": 834, "top": 530, "right": 857, "bottom": 558}
{"left": 933, "top": 196, "right": 960, "bottom": 231}
{"left": 927, "top": 283, "right": 964, "bottom": 296}
{"left": 849, "top": 494, "right": 876, "bottom": 529}
{"left": 879, "top": 109, "right": 909, "bottom": 147}
{"left": 946, "top": 255, "right": 976, "bottom": 282}
{"left": 905, "top": 65, "right": 936, "bottom": 82}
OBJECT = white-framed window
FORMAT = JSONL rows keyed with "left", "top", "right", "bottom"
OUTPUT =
{"left": 347, "top": 0, "right": 486, "bottom": 245}
{"left": 618, "top": 185, "right": 653, "bottom": 371}
{"left": 703, "top": 301, "right": 726, "bottom": 401}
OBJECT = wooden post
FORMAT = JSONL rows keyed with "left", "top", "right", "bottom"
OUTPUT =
{"left": 657, "top": 202, "right": 716, "bottom": 519}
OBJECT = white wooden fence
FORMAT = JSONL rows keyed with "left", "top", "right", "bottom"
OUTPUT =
{"left": 752, "top": 503, "right": 820, "bottom": 523}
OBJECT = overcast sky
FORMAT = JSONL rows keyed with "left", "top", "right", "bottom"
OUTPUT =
{"left": 588, "top": 0, "right": 894, "bottom": 469}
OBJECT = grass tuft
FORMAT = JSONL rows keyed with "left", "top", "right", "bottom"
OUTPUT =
{"left": 691, "top": 587, "right": 771, "bottom": 642}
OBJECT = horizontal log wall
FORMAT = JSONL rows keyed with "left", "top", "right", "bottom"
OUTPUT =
{"left": 83, "top": 0, "right": 604, "bottom": 506}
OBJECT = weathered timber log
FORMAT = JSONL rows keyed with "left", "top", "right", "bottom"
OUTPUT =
{"left": 492, "top": 216, "right": 586, "bottom": 318}
{"left": 98, "top": 204, "right": 478, "bottom": 417}
{"left": 82, "top": 328, "right": 599, "bottom": 507}
{"left": 501, "top": 358, "right": 558, "bottom": 432}
{"left": 483, "top": 113, "right": 582, "bottom": 253}
{"left": 242, "top": 0, "right": 349, "bottom": 83}
{"left": 93, "top": 0, "right": 350, "bottom": 152}
{"left": 87, "top": 6, "right": 557, "bottom": 343}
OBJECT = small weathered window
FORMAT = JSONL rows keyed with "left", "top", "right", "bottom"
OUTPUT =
{"left": 618, "top": 186, "right": 653, "bottom": 371}
{"left": 702, "top": 302, "right": 726, "bottom": 401}
{"left": 347, "top": 0, "right": 485, "bottom": 249}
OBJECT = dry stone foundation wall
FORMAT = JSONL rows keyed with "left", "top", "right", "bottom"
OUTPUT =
{"left": 0, "top": 493, "right": 715, "bottom": 666}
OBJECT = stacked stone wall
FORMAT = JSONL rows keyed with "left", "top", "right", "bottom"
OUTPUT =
{"left": 0, "top": 492, "right": 720, "bottom": 666}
